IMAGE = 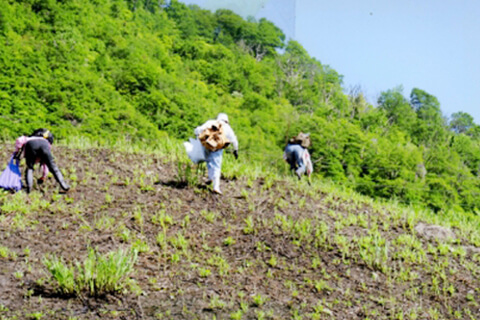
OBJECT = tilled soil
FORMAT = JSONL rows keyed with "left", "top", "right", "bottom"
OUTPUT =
{"left": 0, "top": 144, "right": 479, "bottom": 319}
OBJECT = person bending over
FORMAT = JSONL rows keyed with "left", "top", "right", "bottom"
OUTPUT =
{"left": 284, "top": 134, "right": 313, "bottom": 180}
{"left": 14, "top": 129, "right": 70, "bottom": 193}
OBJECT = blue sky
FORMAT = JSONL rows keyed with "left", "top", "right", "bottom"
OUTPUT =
{"left": 181, "top": 0, "right": 480, "bottom": 124}
{"left": 295, "top": 0, "right": 480, "bottom": 125}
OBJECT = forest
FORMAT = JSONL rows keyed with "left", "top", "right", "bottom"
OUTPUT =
{"left": 1, "top": 0, "right": 480, "bottom": 213}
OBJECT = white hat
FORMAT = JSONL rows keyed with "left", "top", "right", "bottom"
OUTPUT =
{"left": 217, "top": 113, "right": 229, "bottom": 123}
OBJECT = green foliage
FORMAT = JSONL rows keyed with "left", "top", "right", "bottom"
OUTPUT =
{"left": 43, "top": 255, "right": 76, "bottom": 295}
{"left": 378, "top": 86, "right": 416, "bottom": 133}
{"left": 176, "top": 160, "right": 201, "bottom": 187}
{"left": 1, "top": 0, "right": 480, "bottom": 213}
{"left": 450, "top": 111, "right": 475, "bottom": 134}
{"left": 43, "top": 247, "right": 138, "bottom": 296}
{"left": 410, "top": 88, "right": 446, "bottom": 147}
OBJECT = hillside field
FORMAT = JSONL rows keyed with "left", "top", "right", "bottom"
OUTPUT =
{"left": 0, "top": 141, "right": 479, "bottom": 319}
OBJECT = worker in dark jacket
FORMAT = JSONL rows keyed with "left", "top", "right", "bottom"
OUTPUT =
{"left": 14, "top": 129, "right": 70, "bottom": 193}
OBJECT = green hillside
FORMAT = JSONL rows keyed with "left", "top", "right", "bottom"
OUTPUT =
{"left": 1, "top": 0, "right": 480, "bottom": 212}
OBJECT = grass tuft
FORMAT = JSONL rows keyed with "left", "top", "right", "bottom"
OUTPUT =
{"left": 43, "top": 247, "right": 138, "bottom": 296}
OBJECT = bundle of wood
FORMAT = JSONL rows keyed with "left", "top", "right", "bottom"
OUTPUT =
{"left": 289, "top": 132, "right": 311, "bottom": 148}
{"left": 198, "top": 121, "right": 231, "bottom": 151}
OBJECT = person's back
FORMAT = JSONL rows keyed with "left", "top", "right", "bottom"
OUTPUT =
{"left": 198, "top": 120, "right": 231, "bottom": 152}
{"left": 195, "top": 118, "right": 238, "bottom": 152}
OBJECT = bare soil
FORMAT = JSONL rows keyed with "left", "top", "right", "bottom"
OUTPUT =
{"left": 0, "top": 144, "right": 479, "bottom": 319}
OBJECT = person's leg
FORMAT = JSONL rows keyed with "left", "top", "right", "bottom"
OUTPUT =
{"left": 207, "top": 150, "right": 223, "bottom": 193}
{"left": 284, "top": 145, "right": 295, "bottom": 171}
{"left": 287, "top": 155, "right": 297, "bottom": 172}
{"left": 39, "top": 146, "right": 70, "bottom": 191}
{"left": 23, "top": 143, "right": 36, "bottom": 193}
{"left": 25, "top": 168, "right": 34, "bottom": 193}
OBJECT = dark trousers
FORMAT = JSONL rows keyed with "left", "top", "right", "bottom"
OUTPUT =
{"left": 24, "top": 139, "right": 69, "bottom": 193}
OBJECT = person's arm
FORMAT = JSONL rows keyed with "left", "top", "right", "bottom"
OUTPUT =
{"left": 13, "top": 136, "right": 28, "bottom": 160}
{"left": 41, "top": 164, "right": 49, "bottom": 179}
{"left": 228, "top": 129, "right": 239, "bottom": 152}
{"left": 224, "top": 124, "right": 239, "bottom": 158}
{"left": 303, "top": 149, "right": 313, "bottom": 176}
{"left": 37, "top": 164, "right": 49, "bottom": 185}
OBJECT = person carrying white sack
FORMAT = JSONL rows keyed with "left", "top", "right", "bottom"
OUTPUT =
{"left": 193, "top": 113, "right": 239, "bottom": 194}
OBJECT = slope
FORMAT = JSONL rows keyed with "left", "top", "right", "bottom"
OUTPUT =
{"left": 0, "top": 142, "right": 479, "bottom": 319}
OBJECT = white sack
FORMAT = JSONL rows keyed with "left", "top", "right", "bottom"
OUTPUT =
{"left": 184, "top": 138, "right": 206, "bottom": 164}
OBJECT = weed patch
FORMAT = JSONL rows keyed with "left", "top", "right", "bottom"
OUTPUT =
{"left": 43, "top": 248, "right": 138, "bottom": 297}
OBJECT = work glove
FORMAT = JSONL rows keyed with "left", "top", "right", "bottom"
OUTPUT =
{"left": 233, "top": 150, "right": 238, "bottom": 160}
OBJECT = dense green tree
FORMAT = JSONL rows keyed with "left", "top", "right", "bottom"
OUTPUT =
{"left": 450, "top": 111, "right": 475, "bottom": 134}
{"left": 378, "top": 86, "right": 416, "bottom": 133}
{"left": 410, "top": 88, "right": 447, "bottom": 146}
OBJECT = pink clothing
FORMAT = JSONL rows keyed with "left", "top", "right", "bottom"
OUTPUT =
{"left": 302, "top": 149, "right": 313, "bottom": 176}
{"left": 14, "top": 136, "right": 51, "bottom": 178}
